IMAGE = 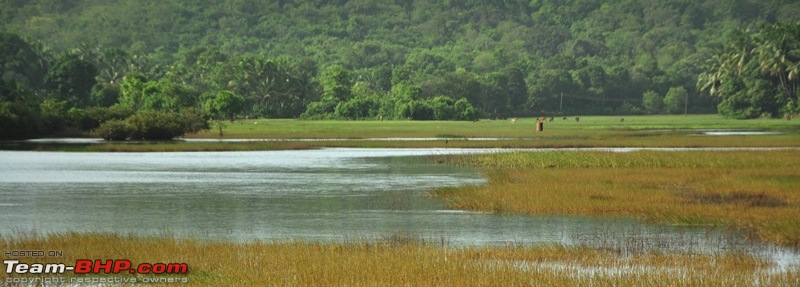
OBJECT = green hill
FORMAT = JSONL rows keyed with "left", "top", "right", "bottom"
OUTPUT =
{"left": 2, "top": 0, "right": 799, "bottom": 138}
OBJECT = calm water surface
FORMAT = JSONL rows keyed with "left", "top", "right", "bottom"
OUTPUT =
{"left": 0, "top": 148, "right": 797, "bottom": 269}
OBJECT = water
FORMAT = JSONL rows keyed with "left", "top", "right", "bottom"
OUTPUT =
{"left": 0, "top": 149, "right": 797, "bottom": 271}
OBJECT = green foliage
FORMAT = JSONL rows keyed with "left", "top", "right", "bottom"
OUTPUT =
{"left": 663, "top": 87, "right": 687, "bottom": 114}
{"left": 642, "top": 90, "right": 664, "bottom": 114}
{"left": 80, "top": 105, "right": 136, "bottom": 130}
{"left": 119, "top": 72, "right": 149, "bottom": 110}
{"left": 203, "top": 90, "right": 244, "bottom": 121}
{"left": 90, "top": 82, "right": 121, "bottom": 107}
{"left": 126, "top": 110, "right": 188, "bottom": 140}
{"left": 401, "top": 100, "right": 434, "bottom": 121}
{"left": 43, "top": 53, "right": 97, "bottom": 108}
{"left": 320, "top": 64, "right": 352, "bottom": 102}
{"left": 93, "top": 108, "right": 204, "bottom": 141}
{"left": 38, "top": 99, "right": 68, "bottom": 133}
{"left": 301, "top": 100, "right": 338, "bottom": 119}
{"left": 334, "top": 95, "right": 381, "bottom": 120}
{"left": 454, "top": 98, "right": 479, "bottom": 121}
{"left": 1, "top": 0, "right": 799, "bottom": 139}
{"left": 180, "top": 107, "right": 210, "bottom": 133}
{"left": 220, "top": 56, "right": 315, "bottom": 118}
{"left": 430, "top": 96, "right": 456, "bottom": 120}
{"left": 140, "top": 79, "right": 197, "bottom": 111}
{"left": 94, "top": 119, "right": 135, "bottom": 141}
{"left": 0, "top": 32, "right": 47, "bottom": 89}
{"left": 699, "top": 22, "right": 800, "bottom": 118}
{"left": 0, "top": 100, "right": 41, "bottom": 139}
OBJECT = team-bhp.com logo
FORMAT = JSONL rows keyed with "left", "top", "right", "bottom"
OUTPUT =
{"left": 4, "top": 259, "right": 188, "bottom": 275}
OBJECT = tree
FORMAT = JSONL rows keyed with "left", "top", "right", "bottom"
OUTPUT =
{"left": 0, "top": 32, "right": 47, "bottom": 90}
{"left": 126, "top": 110, "right": 188, "bottom": 140}
{"left": 663, "top": 86, "right": 687, "bottom": 114}
{"left": 44, "top": 52, "right": 97, "bottom": 108}
{"left": 203, "top": 90, "right": 244, "bottom": 122}
{"left": 118, "top": 72, "right": 149, "bottom": 110}
{"left": 430, "top": 96, "right": 456, "bottom": 120}
{"left": 453, "top": 98, "right": 479, "bottom": 121}
{"left": 698, "top": 23, "right": 799, "bottom": 118}
{"left": 642, "top": 90, "right": 663, "bottom": 114}
{"left": 320, "top": 64, "right": 353, "bottom": 102}
{"left": 140, "top": 79, "right": 197, "bottom": 111}
{"left": 752, "top": 22, "right": 799, "bottom": 109}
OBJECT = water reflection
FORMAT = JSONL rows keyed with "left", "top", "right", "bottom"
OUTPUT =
{"left": 0, "top": 149, "right": 797, "bottom": 270}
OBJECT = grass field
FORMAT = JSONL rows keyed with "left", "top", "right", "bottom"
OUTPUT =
{"left": 2, "top": 233, "right": 797, "bottom": 286}
{"left": 8, "top": 115, "right": 799, "bottom": 151}
{"left": 188, "top": 115, "right": 800, "bottom": 139}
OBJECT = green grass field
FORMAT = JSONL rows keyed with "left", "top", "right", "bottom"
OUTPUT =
{"left": 11, "top": 115, "right": 796, "bottom": 151}
{"left": 188, "top": 115, "right": 800, "bottom": 139}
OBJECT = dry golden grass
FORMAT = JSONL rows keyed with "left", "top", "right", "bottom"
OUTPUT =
{"left": 432, "top": 151, "right": 800, "bottom": 248}
{"left": 2, "top": 233, "right": 797, "bottom": 286}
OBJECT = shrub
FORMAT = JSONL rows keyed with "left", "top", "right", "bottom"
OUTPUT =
{"left": 0, "top": 101, "right": 41, "bottom": 140}
{"left": 300, "top": 100, "right": 338, "bottom": 119}
{"left": 642, "top": 90, "right": 663, "bottom": 114}
{"left": 454, "top": 98, "right": 478, "bottom": 121}
{"left": 334, "top": 96, "right": 381, "bottom": 119}
{"left": 126, "top": 110, "right": 186, "bottom": 140}
{"left": 430, "top": 96, "right": 455, "bottom": 120}
{"left": 180, "top": 107, "right": 210, "bottom": 133}
{"left": 94, "top": 119, "right": 134, "bottom": 141}
{"left": 81, "top": 105, "right": 135, "bottom": 130}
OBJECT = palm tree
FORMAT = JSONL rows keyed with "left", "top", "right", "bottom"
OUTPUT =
{"left": 753, "top": 23, "right": 799, "bottom": 106}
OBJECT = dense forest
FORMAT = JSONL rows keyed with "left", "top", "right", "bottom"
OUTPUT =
{"left": 2, "top": 0, "right": 800, "bottom": 139}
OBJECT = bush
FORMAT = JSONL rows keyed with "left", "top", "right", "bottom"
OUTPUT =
{"left": 127, "top": 110, "right": 186, "bottom": 140}
{"left": 180, "top": 107, "right": 210, "bottom": 133}
{"left": 395, "top": 100, "right": 435, "bottom": 120}
{"left": 334, "top": 96, "right": 381, "bottom": 119}
{"left": 94, "top": 119, "right": 135, "bottom": 141}
{"left": 454, "top": 98, "right": 478, "bottom": 121}
{"left": 642, "top": 90, "right": 663, "bottom": 114}
{"left": 430, "top": 96, "right": 455, "bottom": 120}
{"left": 81, "top": 105, "right": 135, "bottom": 130}
{"left": 300, "top": 100, "right": 338, "bottom": 119}
{"left": 0, "top": 101, "right": 41, "bottom": 140}
{"left": 39, "top": 99, "right": 69, "bottom": 133}
{"left": 663, "top": 86, "right": 687, "bottom": 114}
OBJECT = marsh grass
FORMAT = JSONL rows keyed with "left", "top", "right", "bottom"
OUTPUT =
{"left": 2, "top": 233, "right": 797, "bottom": 286}
{"left": 432, "top": 151, "right": 800, "bottom": 248}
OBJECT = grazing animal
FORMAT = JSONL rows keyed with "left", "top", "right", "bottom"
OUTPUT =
{"left": 562, "top": 117, "right": 567, "bottom": 120}
{"left": 549, "top": 117, "right": 554, "bottom": 123}
{"left": 512, "top": 117, "right": 517, "bottom": 123}
{"left": 575, "top": 117, "right": 580, "bottom": 122}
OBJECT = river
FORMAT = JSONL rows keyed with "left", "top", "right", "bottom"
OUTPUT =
{"left": 0, "top": 148, "right": 797, "bottom": 270}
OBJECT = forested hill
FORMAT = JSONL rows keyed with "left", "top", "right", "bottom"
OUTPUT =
{"left": 2, "top": 1, "right": 800, "bottom": 137}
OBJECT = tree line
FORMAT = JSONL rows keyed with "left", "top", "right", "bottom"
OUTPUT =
{"left": 2, "top": 0, "right": 800, "bottom": 139}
